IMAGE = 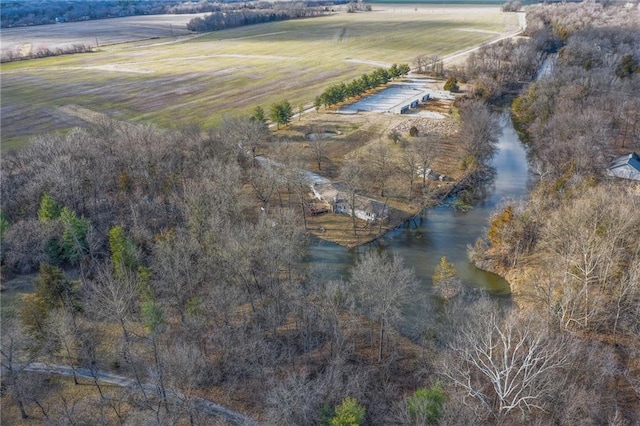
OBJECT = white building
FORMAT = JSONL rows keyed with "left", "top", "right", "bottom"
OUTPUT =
{"left": 607, "top": 152, "right": 640, "bottom": 181}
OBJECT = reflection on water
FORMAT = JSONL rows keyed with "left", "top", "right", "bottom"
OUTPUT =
{"left": 305, "top": 113, "right": 529, "bottom": 302}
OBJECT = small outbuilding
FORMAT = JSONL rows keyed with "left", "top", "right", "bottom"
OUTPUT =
{"left": 607, "top": 152, "right": 640, "bottom": 181}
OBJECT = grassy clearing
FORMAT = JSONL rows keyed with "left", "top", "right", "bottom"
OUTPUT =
{"left": 0, "top": 272, "right": 36, "bottom": 321}
{"left": 1, "top": 6, "right": 517, "bottom": 149}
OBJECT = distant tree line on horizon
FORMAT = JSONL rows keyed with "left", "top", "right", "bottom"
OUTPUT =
{"left": 0, "top": 43, "right": 92, "bottom": 63}
{"left": 0, "top": 0, "right": 349, "bottom": 29}
{"left": 186, "top": 1, "right": 339, "bottom": 33}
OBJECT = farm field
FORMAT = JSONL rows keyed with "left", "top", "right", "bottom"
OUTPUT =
{"left": 0, "top": 5, "right": 519, "bottom": 150}
{"left": 0, "top": 13, "right": 205, "bottom": 53}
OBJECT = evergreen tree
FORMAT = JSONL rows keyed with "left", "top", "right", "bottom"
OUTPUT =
{"left": 331, "top": 397, "right": 366, "bottom": 426}
{"left": 444, "top": 76, "right": 459, "bottom": 92}
{"left": 21, "top": 263, "right": 78, "bottom": 339}
{"left": 108, "top": 225, "right": 138, "bottom": 279}
{"left": 60, "top": 207, "right": 90, "bottom": 263}
{"left": 37, "top": 193, "right": 61, "bottom": 222}
{"left": 0, "top": 210, "right": 8, "bottom": 238}
{"left": 251, "top": 105, "right": 266, "bottom": 123}
{"left": 270, "top": 99, "right": 293, "bottom": 129}
{"left": 616, "top": 54, "right": 639, "bottom": 78}
{"left": 432, "top": 256, "right": 457, "bottom": 284}
{"left": 406, "top": 382, "right": 446, "bottom": 425}
{"left": 141, "top": 298, "right": 165, "bottom": 333}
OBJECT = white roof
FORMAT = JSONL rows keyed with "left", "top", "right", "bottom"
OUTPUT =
{"left": 607, "top": 152, "right": 640, "bottom": 181}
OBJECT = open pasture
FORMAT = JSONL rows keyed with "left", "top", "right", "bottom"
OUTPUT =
{"left": 0, "top": 5, "right": 518, "bottom": 149}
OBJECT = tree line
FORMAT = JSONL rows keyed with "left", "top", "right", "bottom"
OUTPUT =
{"left": 1, "top": 0, "right": 218, "bottom": 28}
{"left": 1, "top": 43, "right": 93, "bottom": 64}
{"left": 1, "top": 0, "right": 347, "bottom": 29}
{"left": 186, "top": 2, "right": 336, "bottom": 33}
{"left": 464, "top": 3, "right": 640, "bottom": 423}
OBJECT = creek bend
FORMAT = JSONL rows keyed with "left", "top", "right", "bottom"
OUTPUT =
{"left": 306, "top": 113, "right": 530, "bottom": 303}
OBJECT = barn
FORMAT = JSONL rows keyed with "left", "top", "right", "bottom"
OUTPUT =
{"left": 607, "top": 152, "right": 640, "bottom": 181}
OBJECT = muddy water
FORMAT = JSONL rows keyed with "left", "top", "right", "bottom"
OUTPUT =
{"left": 306, "top": 113, "right": 530, "bottom": 301}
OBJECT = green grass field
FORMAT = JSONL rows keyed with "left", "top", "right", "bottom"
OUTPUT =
{"left": 0, "top": 5, "right": 518, "bottom": 149}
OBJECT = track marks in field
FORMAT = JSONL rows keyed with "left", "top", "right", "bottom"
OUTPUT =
{"left": 344, "top": 58, "right": 391, "bottom": 68}
{"left": 87, "top": 64, "right": 155, "bottom": 73}
{"left": 455, "top": 28, "right": 503, "bottom": 35}
{"left": 334, "top": 27, "right": 347, "bottom": 43}
{"left": 0, "top": 65, "right": 154, "bottom": 74}
{"left": 224, "top": 30, "right": 292, "bottom": 40}
{"left": 197, "top": 53, "right": 301, "bottom": 60}
{"left": 125, "top": 32, "right": 209, "bottom": 48}
{"left": 1, "top": 53, "right": 301, "bottom": 75}
{"left": 58, "top": 104, "right": 121, "bottom": 125}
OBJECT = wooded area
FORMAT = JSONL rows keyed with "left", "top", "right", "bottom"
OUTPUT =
{"left": 467, "top": 3, "right": 640, "bottom": 423}
{"left": 1, "top": 2, "right": 639, "bottom": 425}
{"left": 186, "top": 3, "right": 334, "bottom": 33}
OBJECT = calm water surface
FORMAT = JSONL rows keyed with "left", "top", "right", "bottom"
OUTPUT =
{"left": 306, "top": 113, "right": 530, "bottom": 302}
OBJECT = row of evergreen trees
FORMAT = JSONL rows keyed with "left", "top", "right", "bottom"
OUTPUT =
{"left": 247, "top": 63, "right": 412, "bottom": 129}
{"left": 315, "top": 63, "right": 411, "bottom": 109}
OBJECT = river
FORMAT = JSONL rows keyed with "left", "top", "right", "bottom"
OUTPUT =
{"left": 306, "top": 112, "right": 530, "bottom": 303}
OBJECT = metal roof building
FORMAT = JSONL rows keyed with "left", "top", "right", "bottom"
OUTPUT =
{"left": 607, "top": 152, "right": 640, "bottom": 181}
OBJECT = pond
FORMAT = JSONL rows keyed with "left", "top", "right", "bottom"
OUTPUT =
{"left": 306, "top": 113, "right": 530, "bottom": 302}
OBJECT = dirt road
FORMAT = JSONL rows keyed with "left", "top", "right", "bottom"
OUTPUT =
{"left": 16, "top": 362, "right": 259, "bottom": 425}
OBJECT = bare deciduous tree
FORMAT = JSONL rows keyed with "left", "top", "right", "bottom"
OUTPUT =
{"left": 350, "top": 251, "right": 418, "bottom": 363}
{"left": 248, "top": 161, "right": 280, "bottom": 211}
{"left": 2, "top": 219, "right": 61, "bottom": 273}
{"left": 266, "top": 372, "right": 322, "bottom": 425}
{"left": 398, "top": 147, "right": 419, "bottom": 200}
{"left": 458, "top": 99, "right": 500, "bottom": 166}
{"left": 413, "top": 136, "right": 439, "bottom": 191}
{"left": 442, "top": 306, "right": 570, "bottom": 423}
{"left": 339, "top": 157, "right": 367, "bottom": 236}
{"left": 310, "top": 135, "right": 328, "bottom": 172}
{"left": 0, "top": 319, "right": 44, "bottom": 419}
{"left": 413, "top": 54, "right": 428, "bottom": 74}
{"left": 152, "top": 231, "right": 204, "bottom": 323}
{"left": 540, "top": 185, "right": 639, "bottom": 331}
{"left": 366, "top": 142, "right": 393, "bottom": 197}
{"left": 87, "top": 265, "right": 149, "bottom": 400}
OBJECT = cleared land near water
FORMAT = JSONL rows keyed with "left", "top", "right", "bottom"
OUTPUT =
{"left": 0, "top": 5, "right": 519, "bottom": 150}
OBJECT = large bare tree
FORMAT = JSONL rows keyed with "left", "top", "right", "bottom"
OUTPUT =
{"left": 442, "top": 306, "right": 570, "bottom": 423}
